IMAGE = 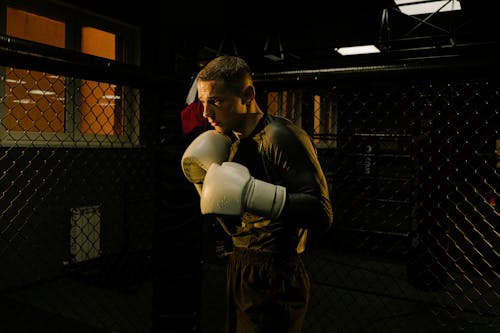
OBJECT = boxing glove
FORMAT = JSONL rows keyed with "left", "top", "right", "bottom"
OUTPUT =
{"left": 200, "top": 162, "right": 287, "bottom": 220}
{"left": 181, "top": 130, "right": 232, "bottom": 194}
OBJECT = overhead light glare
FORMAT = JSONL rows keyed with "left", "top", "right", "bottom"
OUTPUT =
{"left": 264, "top": 54, "right": 284, "bottom": 62}
{"left": 395, "top": 0, "right": 461, "bottom": 16}
{"left": 335, "top": 45, "right": 381, "bottom": 56}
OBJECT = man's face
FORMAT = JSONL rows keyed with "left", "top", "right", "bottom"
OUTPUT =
{"left": 197, "top": 79, "right": 246, "bottom": 135}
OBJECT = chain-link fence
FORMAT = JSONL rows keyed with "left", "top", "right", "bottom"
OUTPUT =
{"left": 277, "top": 66, "right": 498, "bottom": 332}
{"left": 0, "top": 35, "right": 174, "bottom": 332}
{"left": 201, "top": 64, "right": 499, "bottom": 332}
{"left": 1, "top": 34, "right": 498, "bottom": 332}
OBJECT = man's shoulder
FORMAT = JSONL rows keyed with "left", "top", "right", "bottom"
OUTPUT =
{"left": 262, "top": 115, "right": 308, "bottom": 145}
{"left": 264, "top": 114, "right": 296, "bottom": 131}
{"left": 266, "top": 114, "right": 292, "bottom": 124}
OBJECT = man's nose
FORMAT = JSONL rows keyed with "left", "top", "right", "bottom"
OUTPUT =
{"left": 202, "top": 104, "right": 213, "bottom": 118}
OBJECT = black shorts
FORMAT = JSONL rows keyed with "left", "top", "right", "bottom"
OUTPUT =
{"left": 225, "top": 247, "right": 310, "bottom": 333}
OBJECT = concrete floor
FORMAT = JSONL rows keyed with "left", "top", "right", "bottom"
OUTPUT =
{"left": 201, "top": 248, "right": 499, "bottom": 333}
{"left": 1, "top": 248, "right": 498, "bottom": 333}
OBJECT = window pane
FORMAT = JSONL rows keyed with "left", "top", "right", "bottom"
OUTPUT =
{"left": 81, "top": 27, "right": 115, "bottom": 60}
{"left": 80, "top": 27, "right": 123, "bottom": 135}
{"left": 6, "top": 7, "right": 65, "bottom": 47}
{"left": 4, "top": 69, "right": 65, "bottom": 132}
{"left": 80, "top": 81, "right": 123, "bottom": 135}
{"left": 5, "top": 7, "right": 66, "bottom": 133}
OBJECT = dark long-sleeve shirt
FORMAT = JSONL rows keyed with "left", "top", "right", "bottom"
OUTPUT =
{"left": 217, "top": 114, "right": 333, "bottom": 254}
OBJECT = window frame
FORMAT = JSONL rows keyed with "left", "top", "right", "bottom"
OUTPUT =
{"left": 0, "top": 0, "right": 141, "bottom": 148}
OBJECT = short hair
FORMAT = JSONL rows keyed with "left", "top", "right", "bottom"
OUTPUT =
{"left": 197, "top": 55, "right": 253, "bottom": 97}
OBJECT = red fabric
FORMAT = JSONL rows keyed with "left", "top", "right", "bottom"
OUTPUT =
{"left": 181, "top": 100, "right": 207, "bottom": 136}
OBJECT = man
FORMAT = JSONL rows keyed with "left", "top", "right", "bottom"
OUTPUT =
{"left": 181, "top": 55, "right": 333, "bottom": 333}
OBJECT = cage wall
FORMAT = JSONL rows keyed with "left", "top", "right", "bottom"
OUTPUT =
{"left": 0, "top": 33, "right": 184, "bottom": 332}
{"left": 200, "top": 62, "right": 499, "bottom": 332}
{"left": 1, "top": 31, "right": 498, "bottom": 333}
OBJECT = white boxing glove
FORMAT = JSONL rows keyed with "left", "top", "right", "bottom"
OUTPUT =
{"left": 200, "top": 162, "right": 286, "bottom": 220}
{"left": 181, "top": 130, "right": 232, "bottom": 195}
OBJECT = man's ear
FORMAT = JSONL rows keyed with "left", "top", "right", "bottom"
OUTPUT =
{"left": 243, "top": 85, "right": 255, "bottom": 105}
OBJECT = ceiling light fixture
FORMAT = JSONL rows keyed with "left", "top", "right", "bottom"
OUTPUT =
{"left": 335, "top": 45, "right": 381, "bottom": 56}
{"left": 394, "top": 0, "right": 461, "bottom": 16}
{"left": 264, "top": 34, "right": 285, "bottom": 62}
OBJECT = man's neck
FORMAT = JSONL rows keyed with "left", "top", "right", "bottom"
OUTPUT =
{"left": 233, "top": 112, "right": 264, "bottom": 140}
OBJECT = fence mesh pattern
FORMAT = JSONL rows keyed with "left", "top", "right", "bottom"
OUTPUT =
{"left": 0, "top": 63, "right": 156, "bottom": 332}
{"left": 257, "top": 78, "right": 499, "bottom": 332}
{"left": 202, "top": 77, "right": 498, "bottom": 332}
{"left": 1, "top": 50, "right": 498, "bottom": 332}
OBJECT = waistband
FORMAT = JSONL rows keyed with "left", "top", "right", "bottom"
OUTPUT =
{"left": 231, "top": 247, "right": 299, "bottom": 262}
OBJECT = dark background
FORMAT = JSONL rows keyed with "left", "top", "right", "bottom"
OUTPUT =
{"left": 63, "top": 0, "right": 500, "bottom": 75}
{"left": 1, "top": 2, "right": 498, "bottom": 332}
